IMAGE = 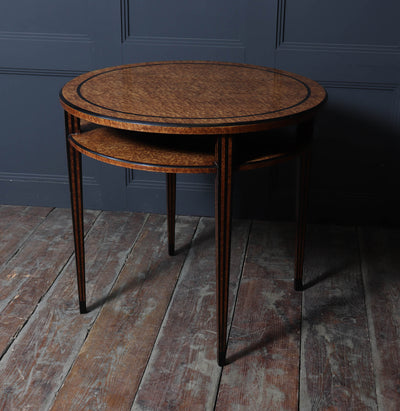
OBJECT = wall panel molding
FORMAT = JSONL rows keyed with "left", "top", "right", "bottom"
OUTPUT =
{"left": 275, "top": 0, "right": 400, "bottom": 54}
{"left": 121, "top": 34, "right": 246, "bottom": 63}
{"left": 0, "top": 67, "right": 85, "bottom": 77}
{"left": 125, "top": 169, "right": 135, "bottom": 186}
{"left": 0, "top": 31, "right": 93, "bottom": 71}
{"left": 0, "top": 172, "right": 101, "bottom": 209}
{"left": 320, "top": 81, "right": 398, "bottom": 91}
{"left": 0, "top": 172, "right": 97, "bottom": 186}
{"left": 120, "top": 0, "right": 245, "bottom": 61}
{"left": 120, "top": 0, "right": 244, "bottom": 48}
{"left": 120, "top": 0, "right": 130, "bottom": 43}
{"left": 123, "top": 35, "right": 245, "bottom": 50}
{"left": 320, "top": 81, "right": 400, "bottom": 127}
{"left": 126, "top": 174, "right": 213, "bottom": 193}
{"left": 0, "top": 31, "right": 91, "bottom": 42}
{"left": 278, "top": 41, "right": 400, "bottom": 54}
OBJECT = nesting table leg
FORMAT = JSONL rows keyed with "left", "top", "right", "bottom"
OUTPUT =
{"left": 294, "top": 121, "right": 313, "bottom": 291}
{"left": 215, "top": 135, "right": 233, "bottom": 366}
{"left": 65, "top": 113, "right": 87, "bottom": 314}
{"left": 166, "top": 173, "right": 176, "bottom": 256}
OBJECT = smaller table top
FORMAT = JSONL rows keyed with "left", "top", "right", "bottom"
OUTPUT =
{"left": 60, "top": 61, "right": 326, "bottom": 135}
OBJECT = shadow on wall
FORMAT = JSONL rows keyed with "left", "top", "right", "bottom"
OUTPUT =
{"left": 234, "top": 103, "right": 400, "bottom": 226}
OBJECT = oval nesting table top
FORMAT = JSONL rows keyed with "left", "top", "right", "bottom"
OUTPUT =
{"left": 60, "top": 61, "right": 326, "bottom": 135}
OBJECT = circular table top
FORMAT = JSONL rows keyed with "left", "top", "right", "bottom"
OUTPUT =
{"left": 60, "top": 61, "right": 326, "bottom": 135}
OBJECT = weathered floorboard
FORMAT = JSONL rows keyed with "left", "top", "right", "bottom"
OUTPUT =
{"left": 0, "top": 206, "right": 399, "bottom": 410}
{"left": 0, "top": 208, "right": 98, "bottom": 357}
{"left": 132, "top": 218, "right": 250, "bottom": 410}
{"left": 0, "top": 205, "right": 51, "bottom": 270}
{"left": 0, "top": 211, "right": 147, "bottom": 410}
{"left": 216, "top": 221, "right": 301, "bottom": 410}
{"left": 50, "top": 214, "right": 199, "bottom": 411}
{"left": 299, "top": 225, "right": 377, "bottom": 410}
{"left": 359, "top": 226, "right": 400, "bottom": 411}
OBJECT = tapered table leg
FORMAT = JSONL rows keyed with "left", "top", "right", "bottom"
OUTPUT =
{"left": 294, "top": 120, "right": 313, "bottom": 291}
{"left": 166, "top": 173, "right": 176, "bottom": 256}
{"left": 215, "top": 135, "right": 233, "bottom": 366}
{"left": 65, "top": 112, "right": 86, "bottom": 314}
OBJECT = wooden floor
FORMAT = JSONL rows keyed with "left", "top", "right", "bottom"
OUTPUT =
{"left": 0, "top": 206, "right": 399, "bottom": 410}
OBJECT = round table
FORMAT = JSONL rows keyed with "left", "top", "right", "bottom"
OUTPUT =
{"left": 60, "top": 61, "right": 326, "bottom": 366}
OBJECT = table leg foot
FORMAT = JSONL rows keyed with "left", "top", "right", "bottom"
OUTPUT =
{"left": 79, "top": 301, "right": 87, "bottom": 314}
{"left": 215, "top": 135, "right": 233, "bottom": 366}
{"left": 166, "top": 173, "right": 176, "bottom": 256}
{"left": 218, "top": 352, "right": 227, "bottom": 367}
{"left": 294, "top": 279, "right": 303, "bottom": 292}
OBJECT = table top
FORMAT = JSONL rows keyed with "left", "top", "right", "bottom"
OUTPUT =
{"left": 60, "top": 61, "right": 326, "bottom": 135}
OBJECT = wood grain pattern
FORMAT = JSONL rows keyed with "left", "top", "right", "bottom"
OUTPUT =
{"left": 69, "top": 127, "right": 216, "bottom": 173}
{"left": 50, "top": 215, "right": 198, "bottom": 411}
{"left": 299, "top": 225, "right": 377, "bottom": 410}
{"left": 359, "top": 226, "right": 400, "bottom": 410}
{"left": 0, "top": 211, "right": 147, "bottom": 410}
{"left": 0, "top": 208, "right": 98, "bottom": 357}
{"left": 0, "top": 207, "right": 398, "bottom": 409}
{"left": 132, "top": 218, "right": 250, "bottom": 410}
{"left": 69, "top": 125, "right": 312, "bottom": 174}
{"left": 0, "top": 205, "right": 51, "bottom": 270}
{"left": 61, "top": 63, "right": 324, "bottom": 349}
{"left": 60, "top": 61, "right": 326, "bottom": 135}
{"left": 216, "top": 221, "right": 301, "bottom": 410}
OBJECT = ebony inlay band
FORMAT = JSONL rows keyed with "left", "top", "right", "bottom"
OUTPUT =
{"left": 60, "top": 61, "right": 326, "bottom": 134}
{"left": 60, "top": 61, "right": 327, "bottom": 366}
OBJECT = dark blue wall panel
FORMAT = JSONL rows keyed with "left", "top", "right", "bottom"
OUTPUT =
{"left": 1, "top": 1, "right": 399, "bottom": 223}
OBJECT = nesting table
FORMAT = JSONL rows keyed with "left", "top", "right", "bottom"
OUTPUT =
{"left": 60, "top": 61, "right": 326, "bottom": 365}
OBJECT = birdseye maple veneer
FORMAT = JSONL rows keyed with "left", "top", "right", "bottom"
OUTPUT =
{"left": 60, "top": 61, "right": 327, "bottom": 366}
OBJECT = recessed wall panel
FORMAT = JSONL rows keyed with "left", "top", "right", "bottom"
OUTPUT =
{"left": 0, "top": 0, "right": 93, "bottom": 71}
{"left": 129, "top": 0, "right": 241, "bottom": 40}
{"left": 281, "top": 0, "right": 400, "bottom": 46}
{"left": 122, "top": 0, "right": 253, "bottom": 64}
{"left": 1, "top": 1, "right": 89, "bottom": 34}
{"left": 282, "top": 0, "right": 399, "bottom": 46}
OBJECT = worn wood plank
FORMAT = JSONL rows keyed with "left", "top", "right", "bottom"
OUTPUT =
{"left": 0, "top": 208, "right": 98, "bottom": 357}
{"left": 50, "top": 214, "right": 199, "bottom": 411}
{"left": 132, "top": 218, "right": 251, "bottom": 410}
{"left": 0, "top": 205, "right": 51, "bottom": 270}
{"left": 0, "top": 211, "right": 147, "bottom": 410}
{"left": 299, "top": 225, "right": 377, "bottom": 410}
{"left": 359, "top": 226, "right": 400, "bottom": 410}
{"left": 2, "top": 205, "right": 398, "bottom": 410}
{"left": 216, "top": 221, "right": 302, "bottom": 410}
